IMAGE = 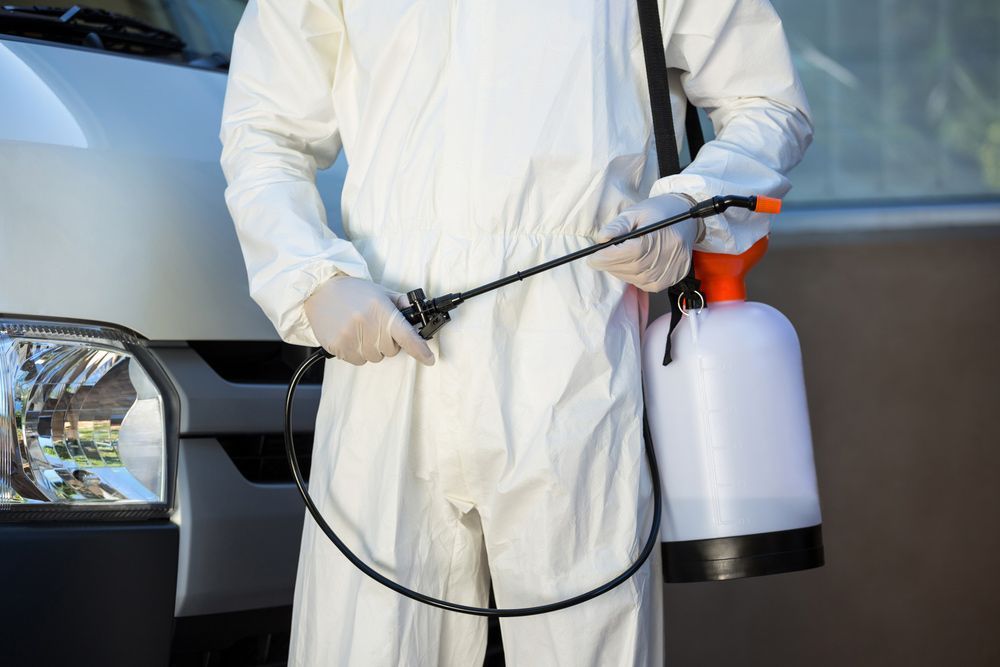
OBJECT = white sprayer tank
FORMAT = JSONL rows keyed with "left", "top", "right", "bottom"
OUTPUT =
{"left": 642, "top": 236, "right": 824, "bottom": 582}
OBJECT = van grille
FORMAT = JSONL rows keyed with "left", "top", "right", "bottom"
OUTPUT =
{"left": 217, "top": 433, "right": 314, "bottom": 483}
{"left": 189, "top": 341, "right": 324, "bottom": 385}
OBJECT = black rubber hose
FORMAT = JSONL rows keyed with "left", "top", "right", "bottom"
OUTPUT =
{"left": 284, "top": 346, "right": 663, "bottom": 617}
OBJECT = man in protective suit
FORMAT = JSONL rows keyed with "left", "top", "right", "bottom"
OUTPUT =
{"left": 219, "top": 0, "right": 812, "bottom": 664}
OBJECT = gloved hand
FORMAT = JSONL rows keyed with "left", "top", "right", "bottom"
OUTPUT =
{"left": 587, "top": 193, "right": 705, "bottom": 292}
{"left": 303, "top": 275, "right": 435, "bottom": 366}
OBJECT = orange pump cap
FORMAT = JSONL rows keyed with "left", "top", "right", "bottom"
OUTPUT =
{"left": 754, "top": 196, "right": 782, "bottom": 214}
{"left": 693, "top": 236, "right": 769, "bottom": 303}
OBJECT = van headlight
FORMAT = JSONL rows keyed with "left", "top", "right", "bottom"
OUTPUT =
{"left": 0, "top": 318, "right": 178, "bottom": 520}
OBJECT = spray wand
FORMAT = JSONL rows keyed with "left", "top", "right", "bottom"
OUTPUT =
{"left": 350, "top": 194, "right": 782, "bottom": 344}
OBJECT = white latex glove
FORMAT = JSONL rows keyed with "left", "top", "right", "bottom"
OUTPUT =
{"left": 303, "top": 275, "right": 435, "bottom": 366}
{"left": 587, "top": 194, "right": 706, "bottom": 293}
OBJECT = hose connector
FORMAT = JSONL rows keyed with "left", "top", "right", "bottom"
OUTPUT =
{"left": 401, "top": 289, "right": 464, "bottom": 339}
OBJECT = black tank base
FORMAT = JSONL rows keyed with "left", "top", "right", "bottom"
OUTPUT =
{"left": 662, "top": 524, "right": 824, "bottom": 583}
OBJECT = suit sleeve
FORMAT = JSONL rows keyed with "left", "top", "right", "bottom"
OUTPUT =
{"left": 651, "top": 0, "right": 815, "bottom": 253}
{"left": 219, "top": 0, "right": 371, "bottom": 347}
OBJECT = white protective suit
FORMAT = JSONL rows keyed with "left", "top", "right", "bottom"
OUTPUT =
{"left": 219, "top": 0, "right": 812, "bottom": 664}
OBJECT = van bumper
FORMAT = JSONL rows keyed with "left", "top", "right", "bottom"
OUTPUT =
{"left": 0, "top": 521, "right": 178, "bottom": 667}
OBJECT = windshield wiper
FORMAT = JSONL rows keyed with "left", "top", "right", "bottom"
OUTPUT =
{"left": 1, "top": 4, "right": 186, "bottom": 57}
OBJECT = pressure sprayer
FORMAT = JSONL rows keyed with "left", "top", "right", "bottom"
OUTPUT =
{"left": 283, "top": 193, "right": 825, "bottom": 617}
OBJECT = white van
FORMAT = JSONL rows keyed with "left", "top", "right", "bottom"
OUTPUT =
{"left": 1, "top": 4, "right": 356, "bottom": 664}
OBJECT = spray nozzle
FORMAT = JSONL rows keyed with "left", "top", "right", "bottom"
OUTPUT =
{"left": 688, "top": 195, "right": 782, "bottom": 218}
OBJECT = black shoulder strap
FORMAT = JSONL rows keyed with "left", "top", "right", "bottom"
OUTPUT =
{"left": 685, "top": 97, "right": 706, "bottom": 159}
{"left": 635, "top": 0, "right": 704, "bottom": 365}
{"left": 636, "top": 0, "right": 704, "bottom": 172}
{"left": 636, "top": 0, "right": 681, "bottom": 178}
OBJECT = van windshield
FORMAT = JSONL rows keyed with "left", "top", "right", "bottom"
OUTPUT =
{"left": 0, "top": 1, "right": 248, "bottom": 69}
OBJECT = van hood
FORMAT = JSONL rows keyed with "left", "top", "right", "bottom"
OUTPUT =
{"left": 0, "top": 37, "right": 349, "bottom": 342}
